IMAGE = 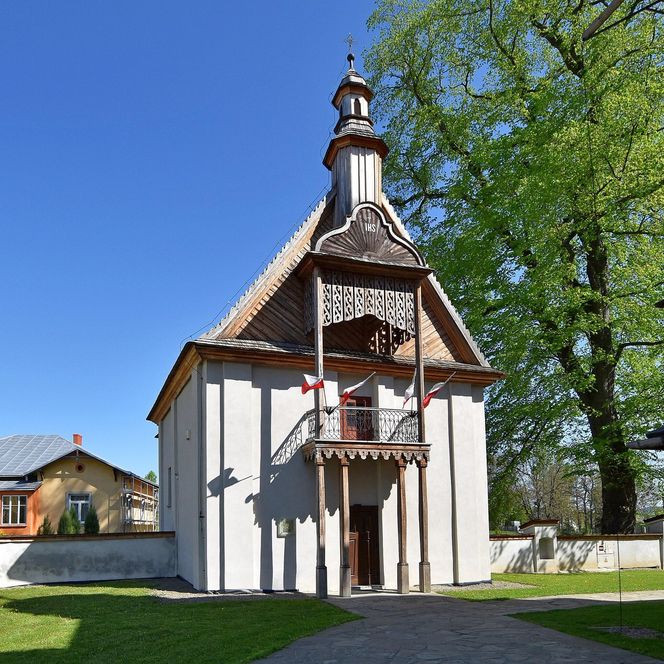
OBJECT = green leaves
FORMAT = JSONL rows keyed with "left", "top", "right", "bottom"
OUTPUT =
{"left": 368, "top": 0, "right": 663, "bottom": 531}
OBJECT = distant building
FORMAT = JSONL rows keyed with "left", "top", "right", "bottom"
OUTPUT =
{"left": 0, "top": 434, "right": 158, "bottom": 535}
{"left": 149, "top": 57, "right": 502, "bottom": 596}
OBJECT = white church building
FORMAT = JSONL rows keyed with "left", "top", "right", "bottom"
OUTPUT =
{"left": 148, "top": 55, "right": 502, "bottom": 597}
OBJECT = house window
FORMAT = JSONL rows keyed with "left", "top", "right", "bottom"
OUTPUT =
{"left": 1, "top": 495, "right": 27, "bottom": 526}
{"left": 67, "top": 493, "right": 91, "bottom": 522}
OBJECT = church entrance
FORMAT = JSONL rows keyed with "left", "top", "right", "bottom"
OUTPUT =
{"left": 349, "top": 505, "right": 380, "bottom": 586}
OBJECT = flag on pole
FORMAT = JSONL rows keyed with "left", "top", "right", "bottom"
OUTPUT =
{"left": 301, "top": 374, "right": 324, "bottom": 394}
{"left": 340, "top": 372, "right": 376, "bottom": 405}
{"left": 422, "top": 372, "right": 457, "bottom": 408}
{"left": 403, "top": 371, "right": 416, "bottom": 407}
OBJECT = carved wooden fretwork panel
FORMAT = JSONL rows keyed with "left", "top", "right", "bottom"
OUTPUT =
{"left": 316, "top": 206, "right": 424, "bottom": 266}
{"left": 304, "top": 270, "right": 416, "bottom": 336}
{"left": 369, "top": 321, "right": 412, "bottom": 355}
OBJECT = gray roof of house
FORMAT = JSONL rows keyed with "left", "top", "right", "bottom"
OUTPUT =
{"left": 0, "top": 479, "right": 42, "bottom": 491}
{"left": 0, "top": 434, "right": 158, "bottom": 487}
{"left": 0, "top": 435, "right": 78, "bottom": 477}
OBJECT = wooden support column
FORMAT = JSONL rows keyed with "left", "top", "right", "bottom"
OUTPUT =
{"left": 339, "top": 455, "right": 351, "bottom": 597}
{"left": 396, "top": 456, "right": 409, "bottom": 593}
{"left": 312, "top": 267, "right": 324, "bottom": 437}
{"left": 414, "top": 284, "right": 426, "bottom": 444}
{"left": 315, "top": 455, "right": 328, "bottom": 598}
{"left": 417, "top": 458, "right": 431, "bottom": 592}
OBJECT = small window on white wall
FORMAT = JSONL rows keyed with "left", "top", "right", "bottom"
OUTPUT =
{"left": 539, "top": 537, "right": 555, "bottom": 560}
{"left": 2, "top": 495, "right": 27, "bottom": 526}
{"left": 67, "top": 493, "right": 91, "bottom": 522}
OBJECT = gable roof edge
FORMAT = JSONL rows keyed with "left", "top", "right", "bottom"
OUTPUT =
{"left": 381, "top": 194, "right": 490, "bottom": 368}
{"left": 200, "top": 191, "right": 334, "bottom": 341}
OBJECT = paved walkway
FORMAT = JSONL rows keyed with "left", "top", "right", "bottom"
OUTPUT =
{"left": 262, "top": 591, "right": 664, "bottom": 663}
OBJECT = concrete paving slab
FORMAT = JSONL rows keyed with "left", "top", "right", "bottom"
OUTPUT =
{"left": 261, "top": 591, "right": 662, "bottom": 663}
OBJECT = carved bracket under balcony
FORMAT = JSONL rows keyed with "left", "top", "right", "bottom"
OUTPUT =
{"left": 304, "top": 271, "right": 416, "bottom": 336}
{"left": 302, "top": 444, "right": 430, "bottom": 464}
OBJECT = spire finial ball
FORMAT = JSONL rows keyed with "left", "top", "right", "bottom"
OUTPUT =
{"left": 347, "top": 52, "right": 355, "bottom": 69}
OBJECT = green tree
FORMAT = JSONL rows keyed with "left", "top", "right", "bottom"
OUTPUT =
{"left": 69, "top": 506, "right": 81, "bottom": 534}
{"left": 145, "top": 470, "right": 157, "bottom": 483}
{"left": 367, "top": 0, "right": 663, "bottom": 532}
{"left": 84, "top": 505, "right": 100, "bottom": 534}
{"left": 57, "top": 510, "right": 74, "bottom": 535}
{"left": 37, "top": 515, "right": 55, "bottom": 536}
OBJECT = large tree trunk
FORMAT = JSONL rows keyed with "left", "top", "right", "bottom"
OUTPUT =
{"left": 588, "top": 410, "right": 637, "bottom": 533}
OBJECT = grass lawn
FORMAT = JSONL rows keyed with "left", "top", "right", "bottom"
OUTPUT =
{"left": 437, "top": 569, "right": 664, "bottom": 601}
{"left": 0, "top": 581, "right": 356, "bottom": 663}
{"left": 514, "top": 600, "right": 664, "bottom": 661}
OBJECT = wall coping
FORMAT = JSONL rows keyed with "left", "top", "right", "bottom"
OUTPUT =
{"left": 644, "top": 514, "right": 664, "bottom": 524}
{"left": 520, "top": 519, "right": 560, "bottom": 529}
{"left": 490, "top": 534, "right": 533, "bottom": 540}
{"left": 0, "top": 531, "right": 175, "bottom": 544}
{"left": 558, "top": 533, "right": 663, "bottom": 541}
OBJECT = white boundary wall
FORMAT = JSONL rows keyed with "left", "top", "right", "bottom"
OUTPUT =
{"left": 0, "top": 532, "right": 176, "bottom": 588}
{"left": 491, "top": 527, "right": 663, "bottom": 574}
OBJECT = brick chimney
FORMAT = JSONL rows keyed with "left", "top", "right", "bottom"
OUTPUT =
{"left": 72, "top": 433, "right": 83, "bottom": 446}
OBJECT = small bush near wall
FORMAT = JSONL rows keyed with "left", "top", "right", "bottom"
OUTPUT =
{"left": 37, "top": 516, "right": 54, "bottom": 535}
{"left": 84, "top": 507, "right": 99, "bottom": 535}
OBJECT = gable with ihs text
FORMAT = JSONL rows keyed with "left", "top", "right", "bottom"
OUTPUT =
{"left": 206, "top": 198, "right": 473, "bottom": 365}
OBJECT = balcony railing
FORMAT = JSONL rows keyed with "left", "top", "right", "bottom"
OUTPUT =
{"left": 305, "top": 407, "right": 420, "bottom": 444}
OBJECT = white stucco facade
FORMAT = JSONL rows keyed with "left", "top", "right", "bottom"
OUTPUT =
{"left": 158, "top": 362, "right": 491, "bottom": 592}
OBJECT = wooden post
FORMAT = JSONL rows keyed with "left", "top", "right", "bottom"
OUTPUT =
{"left": 414, "top": 285, "right": 426, "bottom": 444}
{"left": 417, "top": 458, "right": 431, "bottom": 592}
{"left": 396, "top": 456, "right": 409, "bottom": 593}
{"left": 339, "top": 455, "right": 351, "bottom": 597}
{"left": 312, "top": 267, "right": 325, "bottom": 437}
{"left": 315, "top": 455, "right": 328, "bottom": 598}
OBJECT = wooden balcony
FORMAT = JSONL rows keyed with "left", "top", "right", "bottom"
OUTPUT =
{"left": 301, "top": 406, "right": 430, "bottom": 463}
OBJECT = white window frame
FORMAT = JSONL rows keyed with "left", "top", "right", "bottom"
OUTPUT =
{"left": 1, "top": 494, "right": 27, "bottom": 526}
{"left": 67, "top": 492, "right": 92, "bottom": 522}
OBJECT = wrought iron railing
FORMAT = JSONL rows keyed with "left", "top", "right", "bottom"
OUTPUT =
{"left": 305, "top": 407, "right": 420, "bottom": 444}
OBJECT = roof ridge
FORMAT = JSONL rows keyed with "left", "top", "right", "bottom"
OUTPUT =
{"left": 200, "top": 191, "right": 332, "bottom": 340}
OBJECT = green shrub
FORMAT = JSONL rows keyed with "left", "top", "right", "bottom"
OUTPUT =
{"left": 57, "top": 510, "right": 73, "bottom": 534}
{"left": 84, "top": 505, "right": 100, "bottom": 534}
{"left": 37, "top": 515, "right": 55, "bottom": 535}
{"left": 69, "top": 506, "right": 81, "bottom": 534}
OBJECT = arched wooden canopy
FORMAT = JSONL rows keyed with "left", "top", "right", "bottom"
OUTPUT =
{"left": 303, "top": 204, "right": 428, "bottom": 338}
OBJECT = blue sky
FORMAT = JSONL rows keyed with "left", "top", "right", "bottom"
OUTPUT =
{"left": 0, "top": 1, "right": 377, "bottom": 477}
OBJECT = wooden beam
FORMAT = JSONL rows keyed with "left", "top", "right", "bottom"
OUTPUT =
{"left": 315, "top": 455, "right": 328, "bottom": 598}
{"left": 417, "top": 458, "right": 431, "bottom": 592}
{"left": 415, "top": 284, "right": 426, "bottom": 444}
{"left": 313, "top": 266, "right": 324, "bottom": 437}
{"left": 396, "top": 456, "right": 409, "bottom": 594}
{"left": 339, "top": 455, "right": 351, "bottom": 597}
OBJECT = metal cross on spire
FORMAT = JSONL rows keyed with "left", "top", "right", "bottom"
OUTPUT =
{"left": 345, "top": 33, "right": 355, "bottom": 69}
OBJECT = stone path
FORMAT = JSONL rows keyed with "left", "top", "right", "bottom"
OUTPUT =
{"left": 261, "top": 591, "right": 664, "bottom": 663}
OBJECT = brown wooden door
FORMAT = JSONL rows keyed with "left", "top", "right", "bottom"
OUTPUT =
{"left": 340, "top": 396, "right": 374, "bottom": 441}
{"left": 350, "top": 505, "right": 380, "bottom": 586}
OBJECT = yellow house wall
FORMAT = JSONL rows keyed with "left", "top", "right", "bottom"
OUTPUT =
{"left": 37, "top": 456, "right": 124, "bottom": 533}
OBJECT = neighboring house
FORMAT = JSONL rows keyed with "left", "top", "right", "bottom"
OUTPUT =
{"left": 0, "top": 434, "right": 158, "bottom": 535}
{"left": 148, "top": 57, "right": 503, "bottom": 596}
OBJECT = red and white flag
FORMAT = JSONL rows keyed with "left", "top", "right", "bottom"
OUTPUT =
{"left": 340, "top": 372, "right": 376, "bottom": 405}
{"left": 301, "top": 374, "right": 324, "bottom": 394}
{"left": 422, "top": 372, "right": 457, "bottom": 408}
{"left": 403, "top": 371, "right": 416, "bottom": 407}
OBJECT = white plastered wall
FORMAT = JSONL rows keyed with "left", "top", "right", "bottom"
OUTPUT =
{"left": 175, "top": 362, "right": 491, "bottom": 592}
{"left": 157, "top": 372, "right": 202, "bottom": 588}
